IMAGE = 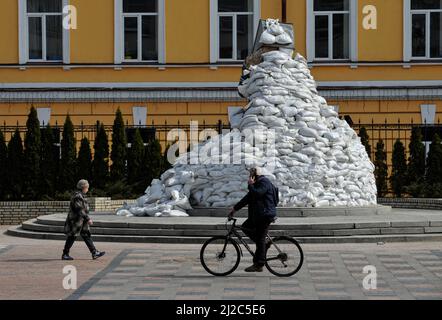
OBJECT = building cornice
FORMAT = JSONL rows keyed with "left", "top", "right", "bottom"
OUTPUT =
{"left": 1, "top": 85, "right": 442, "bottom": 102}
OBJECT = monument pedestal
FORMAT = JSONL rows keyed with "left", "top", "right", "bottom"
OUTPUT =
{"left": 187, "top": 205, "right": 392, "bottom": 218}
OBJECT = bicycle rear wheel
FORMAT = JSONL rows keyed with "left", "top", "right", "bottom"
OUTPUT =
{"left": 265, "top": 236, "right": 304, "bottom": 277}
{"left": 200, "top": 236, "right": 241, "bottom": 277}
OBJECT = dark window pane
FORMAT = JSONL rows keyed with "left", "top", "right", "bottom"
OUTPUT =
{"left": 430, "top": 12, "right": 442, "bottom": 58}
{"left": 123, "top": 0, "right": 157, "bottom": 13}
{"left": 219, "top": 0, "right": 253, "bottom": 12}
{"left": 219, "top": 16, "right": 233, "bottom": 59}
{"left": 237, "top": 14, "right": 253, "bottom": 60}
{"left": 46, "top": 15, "right": 62, "bottom": 60}
{"left": 124, "top": 17, "right": 138, "bottom": 60}
{"left": 315, "top": 15, "right": 329, "bottom": 58}
{"left": 411, "top": 0, "right": 442, "bottom": 10}
{"left": 314, "top": 0, "right": 348, "bottom": 11}
{"left": 27, "top": 0, "right": 61, "bottom": 12}
{"left": 29, "top": 17, "right": 42, "bottom": 59}
{"left": 142, "top": 15, "right": 157, "bottom": 60}
{"left": 333, "top": 13, "right": 349, "bottom": 59}
{"left": 412, "top": 14, "right": 427, "bottom": 57}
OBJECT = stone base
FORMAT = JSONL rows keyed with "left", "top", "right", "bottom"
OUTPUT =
{"left": 6, "top": 208, "right": 442, "bottom": 244}
{"left": 188, "top": 205, "right": 391, "bottom": 217}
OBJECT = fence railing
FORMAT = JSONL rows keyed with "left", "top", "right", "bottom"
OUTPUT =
{"left": 352, "top": 118, "right": 442, "bottom": 171}
{"left": 2, "top": 119, "right": 441, "bottom": 173}
{"left": 1, "top": 119, "right": 230, "bottom": 153}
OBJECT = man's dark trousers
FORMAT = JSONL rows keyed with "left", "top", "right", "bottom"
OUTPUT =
{"left": 241, "top": 216, "right": 271, "bottom": 267}
{"left": 63, "top": 230, "right": 96, "bottom": 255}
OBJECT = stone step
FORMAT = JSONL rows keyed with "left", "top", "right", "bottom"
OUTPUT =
{"left": 34, "top": 215, "right": 436, "bottom": 231}
{"left": 20, "top": 220, "right": 373, "bottom": 237}
{"left": 21, "top": 219, "right": 442, "bottom": 238}
{"left": 7, "top": 225, "right": 442, "bottom": 244}
{"left": 188, "top": 205, "right": 392, "bottom": 217}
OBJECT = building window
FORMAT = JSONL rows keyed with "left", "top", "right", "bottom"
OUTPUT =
{"left": 122, "top": 0, "right": 158, "bottom": 62}
{"left": 313, "top": 0, "right": 350, "bottom": 60}
{"left": 411, "top": 0, "right": 442, "bottom": 59}
{"left": 217, "top": 0, "right": 254, "bottom": 61}
{"left": 26, "top": 0, "right": 63, "bottom": 62}
{"left": 36, "top": 107, "right": 52, "bottom": 126}
{"left": 132, "top": 106, "right": 147, "bottom": 126}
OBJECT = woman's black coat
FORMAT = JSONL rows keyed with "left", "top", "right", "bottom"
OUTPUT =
{"left": 64, "top": 191, "right": 91, "bottom": 236}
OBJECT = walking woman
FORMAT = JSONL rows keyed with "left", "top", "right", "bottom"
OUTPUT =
{"left": 62, "top": 179, "right": 105, "bottom": 260}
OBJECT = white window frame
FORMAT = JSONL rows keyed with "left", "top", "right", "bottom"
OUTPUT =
{"left": 132, "top": 106, "right": 148, "bottom": 126}
{"left": 36, "top": 107, "right": 51, "bottom": 126}
{"left": 420, "top": 104, "right": 437, "bottom": 124}
{"left": 114, "top": 0, "right": 165, "bottom": 64}
{"left": 405, "top": 0, "right": 442, "bottom": 61}
{"left": 306, "top": 0, "right": 357, "bottom": 63}
{"left": 210, "top": 0, "right": 261, "bottom": 63}
{"left": 18, "top": 0, "right": 70, "bottom": 64}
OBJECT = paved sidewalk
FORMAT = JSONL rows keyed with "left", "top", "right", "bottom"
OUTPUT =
{"left": 1, "top": 226, "right": 442, "bottom": 300}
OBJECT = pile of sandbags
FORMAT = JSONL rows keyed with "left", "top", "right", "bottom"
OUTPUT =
{"left": 115, "top": 19, "right": 377, "bottom": 217}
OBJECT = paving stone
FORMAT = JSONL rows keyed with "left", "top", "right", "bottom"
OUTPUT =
{"left": 2, "top": 228, "right": 442, "bottom": 300}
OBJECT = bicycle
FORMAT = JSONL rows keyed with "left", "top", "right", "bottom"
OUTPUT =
{"left": 200, "top": 217, "right": 304, "bottom": 277}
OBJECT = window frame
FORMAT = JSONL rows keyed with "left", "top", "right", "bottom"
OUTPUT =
{"left": 210, "top": 0, "right": 261, "bottom": 64}
{"left": 115, "top": 0, "right": 165, "bottom": 65}
{"left": 409, "top": 3, "right": 442, "bottom": 60}
{"left": 217, "top": 11, "right": 254, "bottom": 62}
{"left": 18, "top": 0, "right": 69, "bottom": 64}
{"left": 122, "top": 11, "right": 159, "bottom": 63}
{"left": 312, "top": 10, "right": 350, "bottom": 61}
{"left": 306, "top": 0, "right": 358, "bottom": 63}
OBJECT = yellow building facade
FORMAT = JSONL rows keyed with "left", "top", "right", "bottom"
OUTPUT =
{"left": 0, "top": 0, "right": 441, "bottom": 155}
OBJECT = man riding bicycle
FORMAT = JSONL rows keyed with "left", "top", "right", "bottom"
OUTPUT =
{"left": 229, "top": 167, "right": 279, "bottom": 273}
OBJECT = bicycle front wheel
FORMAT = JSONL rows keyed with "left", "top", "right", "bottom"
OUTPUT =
{"left": 265, "top": 236, "right": 304, "bottom": 277}
{"left": 200, "top": 236, "right": 241, "bottom": 277}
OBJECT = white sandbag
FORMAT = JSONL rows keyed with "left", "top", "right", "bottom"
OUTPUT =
{"left": 160, "top": 209, "right": 189, "bottom": 217}
{"left": 260, "top": 30, "right": 276, "bottom": 44}
{"left": 116, "top": 209, "right": 131, "bottom": 217}
{"left": 116, "top": 19, "right": 377, "bottom": 215}
{"left": 276, "top": 33, "right": 292, "bottom": 44}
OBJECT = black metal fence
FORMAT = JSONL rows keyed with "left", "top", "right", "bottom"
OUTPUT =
{"left": 2, "top": 119, "right": 441, "bottom": 173}
{"left": 1, "top": 119, "right": 229, "bottom": 154}
{"left": 352, "top": 119, "right": 442, "bottom": 171}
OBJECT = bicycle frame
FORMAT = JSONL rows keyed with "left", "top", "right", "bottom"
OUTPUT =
{"left": 224, "top": 218, "right": 284, "bottom": 263}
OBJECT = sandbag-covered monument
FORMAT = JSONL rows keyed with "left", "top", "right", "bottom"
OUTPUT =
{"left": 116, "top": 19, "right": 378, "bottom": 218}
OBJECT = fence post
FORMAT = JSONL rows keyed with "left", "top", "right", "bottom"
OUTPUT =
{"left": 218, "top": 120, "right": 222, "bottom": 134}
{"left": 384, "top": 118, "right": 388, "bottom": 170}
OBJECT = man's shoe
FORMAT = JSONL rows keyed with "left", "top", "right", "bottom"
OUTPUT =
{"left": 92, "top": 251, "right": 106, "bottom": 260}
{"left": 245, "top": 264, "right": 263, "bottom": 272}
{"left": 62, "top": 254, "right": 74, "bottom": 261}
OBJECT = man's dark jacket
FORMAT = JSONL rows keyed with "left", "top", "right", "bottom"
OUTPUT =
{"left": 233, "top": 175, "right": 279, "bottom": 220}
